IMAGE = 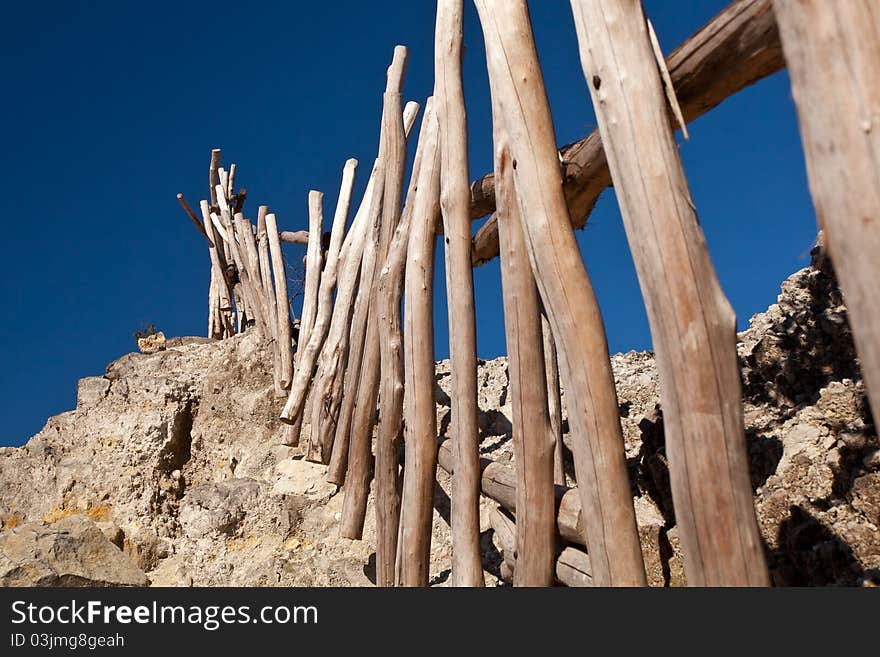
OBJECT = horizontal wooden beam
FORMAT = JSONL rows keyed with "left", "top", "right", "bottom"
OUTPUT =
{"left": 468, "top": 0, "right": 784, "bottom": 265}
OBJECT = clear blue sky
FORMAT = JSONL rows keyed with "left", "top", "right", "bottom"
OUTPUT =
{"left": 0, "top": 1, "right": 816, "bottom": 447}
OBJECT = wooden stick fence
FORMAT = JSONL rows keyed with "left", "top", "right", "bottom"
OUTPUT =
{"left": 172, "top": 0, "right": 879, "bottom": 587}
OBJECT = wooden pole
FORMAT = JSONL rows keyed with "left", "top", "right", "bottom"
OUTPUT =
{"left": 475, "top": 0, "right": 646, "bottom": 586}
{"left": 435, "top": 0, "right": 484, "bottom": 587}
{"left": 199, "top": 200, "right": 234, "bottom": 337}
{"left": 542, "top": 314, "right": 566, "bottom": 485}
{"left": 490, "top": 507, "right": 593, "bottom": 587}
{"left": 209, "top": 149, "right": 221, "bottom": 208}
{"left": 282, "top": 159, "right": 359, "bottom": 424}
{"left": 469, "top": 0, "right": 784, "bottom": 266}
{"left": 176, "top": 193, "right": 211, "bottom": 242}
{"left": 772, "top": 0, "right": 880, "bottom": 430}
{"left": 265, "top": 212, "right": 294, "bottom": 389}
{"left": 318, "top": 103, "right": 421, "bottom": 469}
{"left": 339, "top": 45, "right": 409, "bottom": 540}
{"left": 283, "top": 191, "right": 325, "bottom": 445}
{"left": 569, "top": 0, "right": 768, "bottom": 587}
{"left": 492, "top": 93, "right": 556, "bottom": 587}
{"left": 257, "top": 207, "right": 283, "bottom": 395}
{"left": 373, "top": 100, "right": 435, "bottom": 587}
{"left": 397, "top": 106, "right": 442, "bottom": 587}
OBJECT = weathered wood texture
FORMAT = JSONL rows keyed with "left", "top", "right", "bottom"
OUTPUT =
{"left": 282, "top": 160, "right": 358, "bottom": 424}
{"left": 470, "top": 0, "right": 784, "bottom": 266}
{"left": 257, "top": 207, "right": 283, "bottom": 395}
{"left": 374, "top": 105, "right": 433, "bottom": 587}
{"left": 435, "top": 0, "right": 484, "bottom": 588}
{"left": 476, "top": 0, "right": 646, "bottom": 586}
{"left": 542, "top": 315, "right": 566, "bottom": 486}
{"left": 493, "top": 97, "right": 555, "bottom": 587}
{"left": 398, "top": 105, "right": 442, "bottom": 587}
{"left": 312, "top": 103, "right": 421, "bottom": 466}
{"left": 437, "top": 440, "right": 584, "bottom": 548}
{"left": 491, "top": 507, "right": 593, "bottom": 587}
{"left": 283, "top": 191, "right": 325, "bottom": 444}
{"left": 773, "top": 0, "right": 880, "bottom": 427}
{"left": 265, "top": 212, "right": 294, "bottom": 389}
{"left": 339, "top": 45, "right": 409, "bottom": 538}
{"left": 570, "top": 0, "right": 768, "bottom": 587}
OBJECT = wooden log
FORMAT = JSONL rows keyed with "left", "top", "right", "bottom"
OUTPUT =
{"left": 215, "top": 191, "right": 266, "bottom": 336}
{"left": 209, "top": 149, "right": 221, "bottom": 208}
{"left": 490, "top": 507, "right": 592, "bottom": 587}
{"left": 570, "top": 0, "right": 768, "bottom": 587}
{"left": 469, "top": 0, "right": 784, "bottom": 265}
{"left": 234, "top": 214, "right": 269, "bottom": 323}
{"left": 257, "top": 206, "right": 283, "bottom": 395}
{"left": 283, "top": 191, "right": 325, "bottom": 444}
{"left": 435, "top": 0, "right": 484, "bottom": 588}
{"left": 542, "top": 314, "right": 566, "bottom": 486}
{"left": 176, "top": 193, "right": 211, "bottom": 242}
{"left": 279, "top": 230, "right": 310, "bottom": 245}
{"left": 282, "top": 159, "right": 359, "bottom": 424}
{"left": 373, "top": 100, "right": 435, "bottom": 587}
{"left": 265, "top": 212, "right": 294, "bottom": 389}
{"left": 437, "top": 439, "right": 585, "bottom": 547}
{"left": 475, "top": 0, "right": 646, "bottom": 586}
{"left": 397, "top": 106, "right": 442, "bottom": 587}
{"left": 772, "top": 0, "right": 880, "bottom": 436}
{"left": 308, "top": 169, "right": 377, "bottom": 463}
{"left": 227, "top": 162, "right": 236, "bottom": 200}
{"left": 322, "top": 102, "right": 419, "bottom": 472}
{"left": 198, "top": 200, "right": 234, "bottom": 338}
{"left": 339, "top": 45, "right": 409, "bottom": 540}
{"left": 493, "top": 92, "right": 556, "bottom": 587}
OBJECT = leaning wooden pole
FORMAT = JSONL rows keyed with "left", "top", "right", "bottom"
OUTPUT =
{"left": 339, "top": 45, "right": 409, "bottom": 539}
{"left": 469, "top": 0, "right": 784, "bottom": 266}
{"left": 475, "top": 0, "right": 646, "bottom": 586}
{"left": 435, "top": 0, "right": 484, "bottom": 587}
{"left": 313, "top": 103, "right": 421, "bottom": 466}
{"left": 265, "top": 212, "right": 294, "bottom": 389}
{"left": 282, "top": 160, "right": 358, "bottom": 424}
{"left": 492, "top": 96, "right": 556, "bottom": 587}
{"left": 569, "top": 0, "right": 768, "bottom": 587}
{"left": 374, "top": 100, "right": 434, "bottom": 587}
{"left": 772, "top": 0, "right": 880, "bottom": 428}
{"left": 398, "top": 103, "right": 442, "bottom": 587}
{"left": 542, "top": 314, "right": 566, "bottom": 486}
{"left": 284, "top": 191, "right": 325, "bottom": 444}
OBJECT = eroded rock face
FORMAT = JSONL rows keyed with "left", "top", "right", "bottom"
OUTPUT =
{"left": 0, "top": 516, "right": 147, "bottom": 587}
{"left": 0, "top": 255, "right": 877, "bottom": 586}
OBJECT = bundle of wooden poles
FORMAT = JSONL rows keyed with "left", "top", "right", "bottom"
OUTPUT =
{"left": 176, "top": 0, "right": 880, "bottom": 587}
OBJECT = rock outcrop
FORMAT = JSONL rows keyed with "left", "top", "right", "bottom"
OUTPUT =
{"left": 0, "top": 254, "right": 877, "bottom": 586}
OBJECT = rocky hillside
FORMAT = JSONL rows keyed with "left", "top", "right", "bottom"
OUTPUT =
{"left": 1, "top": 254, "right": 878, "bottom": 586}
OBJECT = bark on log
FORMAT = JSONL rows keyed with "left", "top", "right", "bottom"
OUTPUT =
{"left": 469, "top": 0, "right": 784, "bottom": 266}
{"left": 209, "top": 149, "right": 221, "bottom": 208}
{"left": 493, "top": 95, "right": 556, "bottom": 587}
{"left": 340, "top": 45, "right": 410, "bottom": 540}
{"left": 265, "top": 212, "right": 294, "bottom": 389}
{"left": 397, "top": 104, "right": 442, "bottom": 587}
{"left": 772, "top": 0, "right": 880, "bottom": 436}
{"left": 476, "top": 0, "right": 646, "bottom": 586}
{"left": 570, "top": 0, "right": 768, "bottom": 587}
{"left": 282, "top": 159, "right": 359, "bottom": 424}
{"left": 435, "top": 0, "right": 484, "bottom": 588}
